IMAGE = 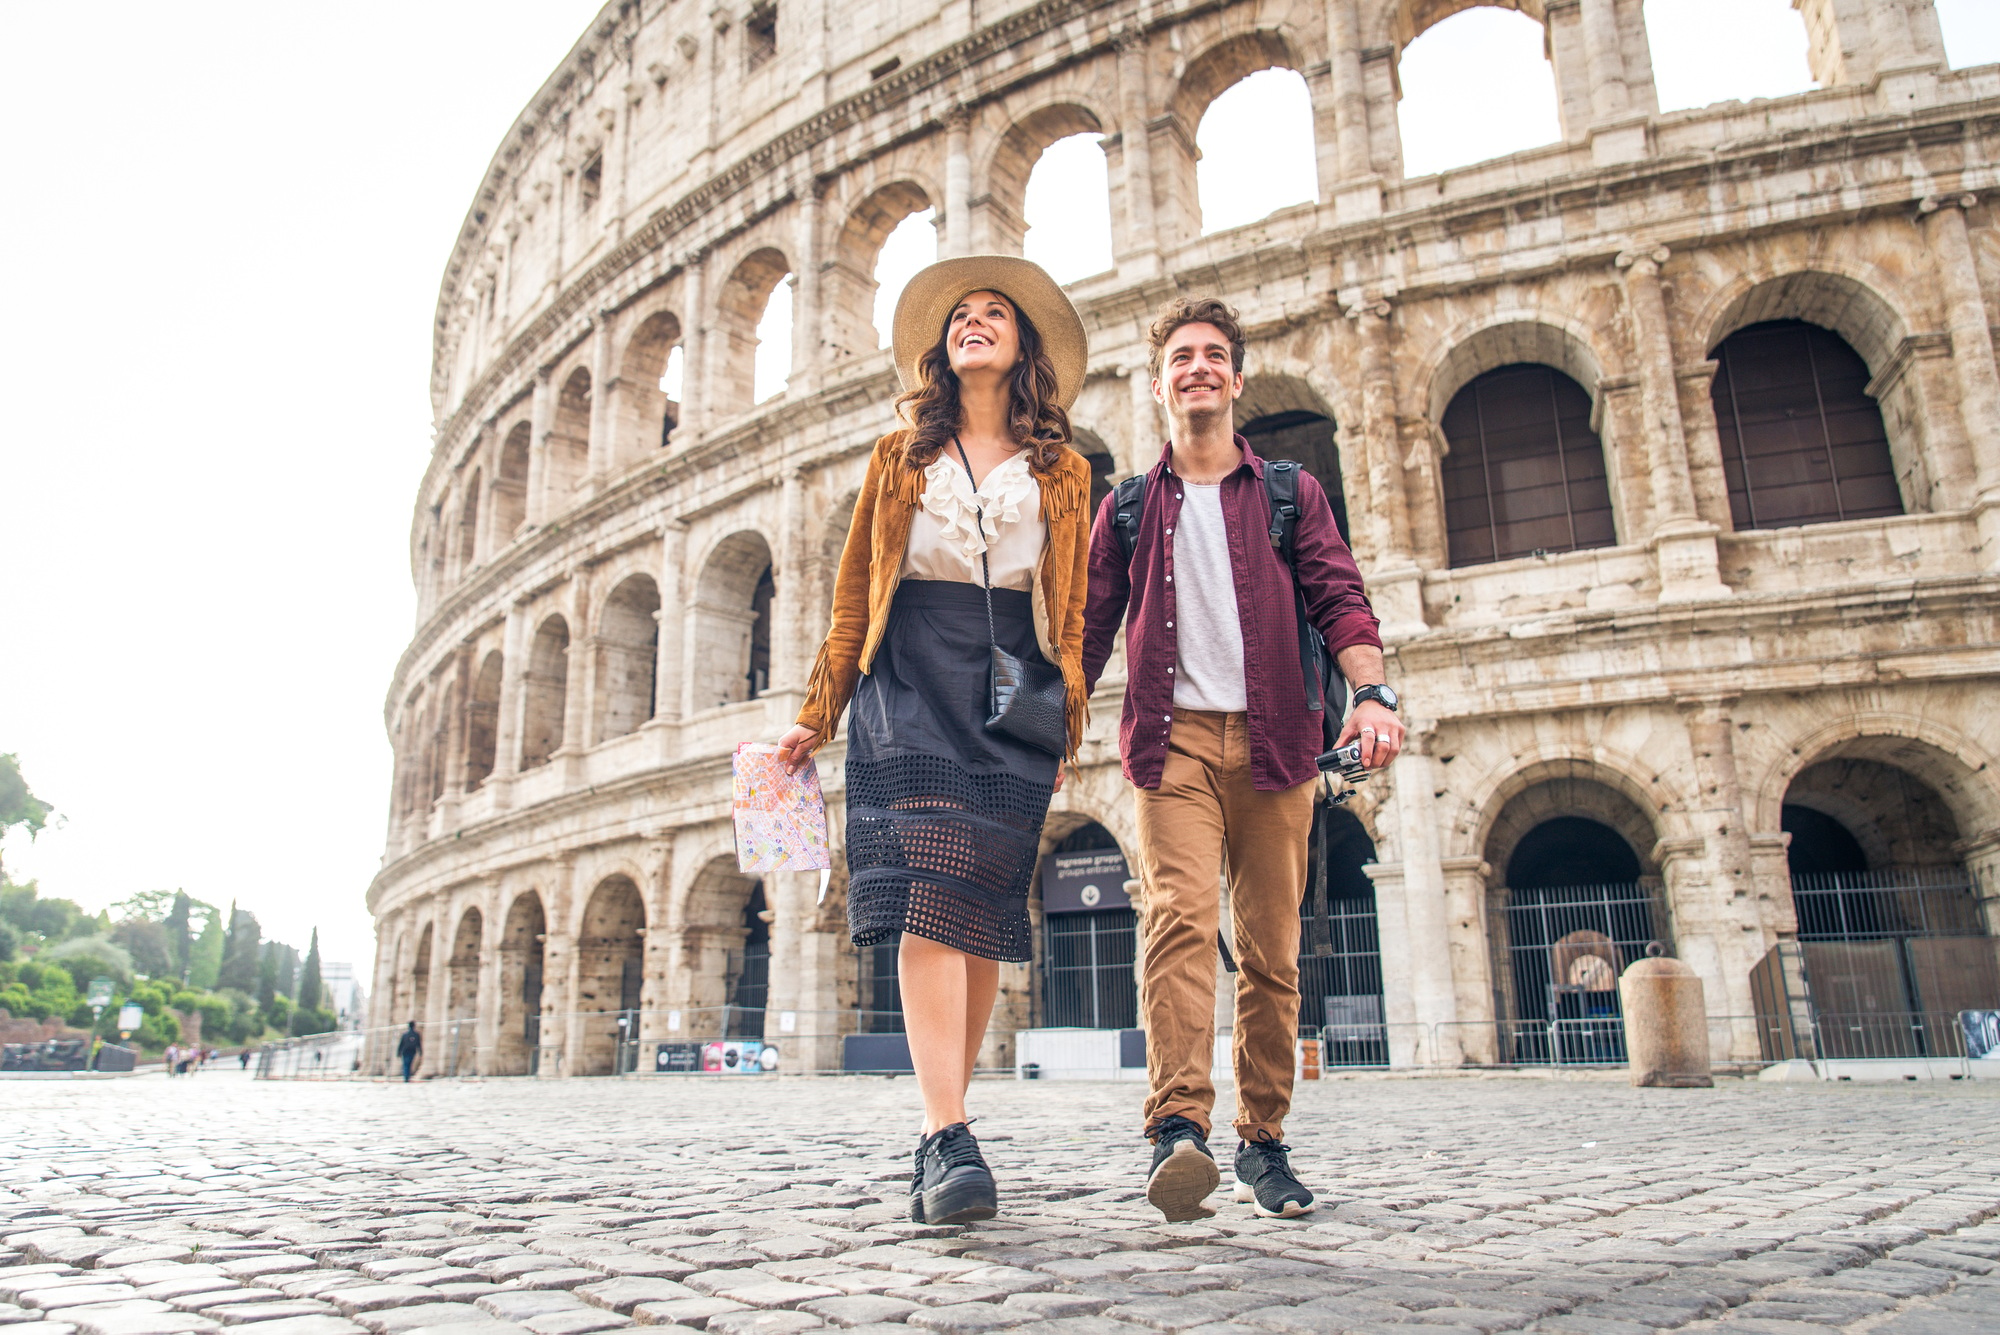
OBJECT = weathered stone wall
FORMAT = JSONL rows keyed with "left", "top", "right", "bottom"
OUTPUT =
{"left": 370, "top": 0, "right": 2000, "bottom": 1074}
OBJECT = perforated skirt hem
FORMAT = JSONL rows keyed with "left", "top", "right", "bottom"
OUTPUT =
{"left": 842, "top": 579, "right": 1056, "bottom": 964}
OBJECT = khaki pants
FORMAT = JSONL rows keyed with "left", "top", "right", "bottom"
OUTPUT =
{"left": 1134, "top": 710, "right": 1315, "bottom": 1144}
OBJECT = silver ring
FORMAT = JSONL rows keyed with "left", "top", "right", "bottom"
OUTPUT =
{"left": 1362, "top": 726, "right": 1376, "bottom": 734}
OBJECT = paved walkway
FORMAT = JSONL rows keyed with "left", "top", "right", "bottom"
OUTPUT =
{"left": 2, "top": 1071, "right": 1996, "bottom": 1335}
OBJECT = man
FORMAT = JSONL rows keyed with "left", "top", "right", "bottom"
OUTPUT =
{"left": 397, "top": 1020, "right": 423, "bottom": 1083}
{"left": 1082, "top": 297, "right": 1405, "bottom": 1221}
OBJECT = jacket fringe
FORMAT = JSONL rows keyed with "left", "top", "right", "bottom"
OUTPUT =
{"left": 1034, "top": 451, "right": 1090, "bottom": 522}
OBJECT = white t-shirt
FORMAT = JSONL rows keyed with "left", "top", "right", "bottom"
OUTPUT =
{"left": 1171, "top": 481, "right": 1248, "bottom": 712}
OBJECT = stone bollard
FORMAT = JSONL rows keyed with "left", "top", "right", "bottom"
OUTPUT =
{"left": 1619, "top": 947, "right": 1714, "bottom": 1088}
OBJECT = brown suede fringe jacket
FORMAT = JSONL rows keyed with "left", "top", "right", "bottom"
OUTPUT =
{"left": 797, "top": 430, "right": 1094, "bottom": 762}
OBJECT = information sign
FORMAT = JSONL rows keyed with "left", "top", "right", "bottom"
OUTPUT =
{"left": 117, "top": 1003, "right": 144, "bottom": 1033}
{"left": 86, "top": 978, "right": 114, "bottom": 1009}
{"left": 1041, "top": 849, "right": 1132, "bottom": 914}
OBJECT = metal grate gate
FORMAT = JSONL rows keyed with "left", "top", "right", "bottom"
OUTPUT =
{"left": 1502, "top": 881, "right": 1668, "bottom": 1064}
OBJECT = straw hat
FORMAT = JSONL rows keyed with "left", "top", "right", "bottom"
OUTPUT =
{"left": 890, "top": 255, "right": 1088, "bottom": 411}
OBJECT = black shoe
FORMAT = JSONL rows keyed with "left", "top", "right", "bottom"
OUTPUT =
{"left": 909, "top": 1140, "right": 927, "bottom": 1223}
{"left": 917, "top": 1122, "right": 997, "bottom": 1225}
{"left": 1145, "top": 1115, "right": 1220, "bottom": 1222}
{"left": 1234, "top": 1136, "right": 1314, "bottom": 1217}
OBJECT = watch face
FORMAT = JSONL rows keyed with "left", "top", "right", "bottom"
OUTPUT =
{"left": 1361, "top": 684, "right": 1398, "bottom": 710}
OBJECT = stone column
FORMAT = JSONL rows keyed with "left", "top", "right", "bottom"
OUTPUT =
{"left": 540, "top": 858, "right": 576, "bottom": 1077}
{"left": 587, "top": 306, "right": 619, "bottom": 483}
{"left": 1675, "top": 359, "right": 1734, "bottom": 531}
{"left": 1919, "top": 196, "right": 2000, "bottom": 524}
{"left": 654, "top": 519, "right": 687, "bottom": 724}
{"left": 636, "top": 838, "right": 676, "bottom": 1056}
{"left": 1325, "top": 0, "right": 1370, "bottom": 181}
{"left": 558, "top": 577, "right": 591, "bottom": 776}
{"left": 1440, "top": 857, "right": 1498, "bottom": 1064}
{"left": 525, "top": 367, "right": 554, "bottom": 525}
{"left": 1668, "top": 696, "right": 1764, "bottom": 1062}
{"left": 473, "top": 890, "right": 503, "bottom": 1077}
{"left": 422, "top": 899, "right": 451, "bottom": 1053}
{"left": 1618, "top": 246, "right": 1728, "bottom": 601}
{"left": 1113, "top": 32, "right": 1158, "bottom": 278}
{"left": 1349, "top": 295, "right": 1426, "bottom": 636}
{"left": 942, "top": 108, "right": 971, "bottom": 260}
{"left": 1961, "top": 831, "right": 2000, "bottom": 937}
{"left": 791, "top": 184, "right": 823, "bottom": 391}
{"left": 676, "top": 254, "right": 708, "bottom": 443}
{"left": 1366, "top": 727, "right": 1455, "bottom": 1067}
{"left": 1579, "top": 0, "right": 1630, "bottom": 122}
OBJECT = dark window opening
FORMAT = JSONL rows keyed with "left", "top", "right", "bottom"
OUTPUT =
{"left": 1711, "top": 319, "right": 1902, "bottom": 531}
{"left": 726, "top": 882, "right": 770, "bottom": 1038}
{"left": 745, "top": 2, "right": 777, "bottom": 69}
{"left": 1084, "top": 451, "right": 1115, "bottom": 517}
{"left": 578, "top": 155, "right": 603, "bottom": 214}
{"left": 870, "top": 56, "right": 901, "bottom": 81}
{"left": 862, "top": 937, "right": 904, "bottom": 1033}
{"left": 1040, "top": 822, "right": 1136, "bottom": 1029}
{"left": 747, "top": 564, "right": 774, "bottom": 699}
{"left": 1442, "top": 364, "right": 1615, "bottom": 568}
{"left": 1242, "top": 410, "right": 1349, "bottom": 544}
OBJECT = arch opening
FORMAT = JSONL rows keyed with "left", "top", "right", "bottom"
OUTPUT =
{"left": 1441, "top": 363, "right": 1615, "bottom": 568}
{"left": 1484, "top": 779, "right": 1667, "bottom": 1065}
{"left": 520, "top": 615, "right": 570, "bottom": 769}
{"left": 1038, "top": 820, "right": 1137, "bottom": 1030}
{"left": 407, "top": 923, "right": 433, "bottom": 1032}
{"left": 693, "top": 532, "right": 775, "bottom": 709}
{"left": 549, "top": 368, "right": 592, "bottom": 502}
{"left": 596, "top": 575, "right": 661, "bottom": 742}
{"left": 620, "top": 309, "right": 683, "bottom": 453}
{"left": 465, "top": 650, "right": 503, "bottom": 789}
{"left": 494, "top": 422, "right": 530, "bottom": 540}
{"left": 1709, "top": 319, "right": 1903, "bottom": 530}
{"left": 457, "top": 471, "right": 481, "bottom": 571}
{"left": 1195, "top": 68, "right": 1317, "bottom": 234}
{"left": 684, "top": 857, "right": 766, "bottom": 1039}
{"left": 871, "top": 207, "right": 938, "bottom": 349}
{"left": 444, "top": 907, "right": 483, "bottom": 1074}
{"left": 1239, "top": 391, "right": 1350, "bottom": 544}
{"left": 576, "top": 876, "right": 646, "bottom": 1076}
{"left": 826, "top": 183, "right": 934, "bottom": 361}
{"left": 495, "top": 891, "right": 546, "bottom": 1076}
{"left": 1023, "top": 133, "right": 1112, "bottom": 282}
{"left": 1397, "top": 7, "right": 1562, "bottom": 178}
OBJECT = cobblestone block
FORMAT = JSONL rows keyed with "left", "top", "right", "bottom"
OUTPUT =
{"left": 23, "top": 1289, "right": 143, "bottom": 1312}
{"left": 517, "top": 1311, "right": 633, "bottom": 1335}
{"left": 791, "top": 1296, "right": 917, "bottom": 1328}
{"left": 357, "top": 1304, "right": 499, "bottom": 1335}
{"left": 329, "top": 1288, "right": 445, "bottom": 1315}
{"left": 91, "top": 1253, "right": 190, "bottom": 1273}
{"left": 59, "top": 1313, "right": 219, "bottom": 1335}
{"left": 1236, "top": 1300, "right": 1402, "bottom": 1333}
{"left": 1104, "top": 1292, "right": 1271, "bottom": 1331}
{"left": 626, "top": 1297, "right": 749, "bottom": 1328}
{"left": 700, "top": 1314, "right": 824, "bottom": 1335}
{"left": 506, "top": 1275, "right": 604, "bottom": 1294}
{"left": 684, "top": 1281, "right": 835, "bottom": 1313}
{"left": 132, "top": 1281, "right": 237, "bottom": 1303}
{"left": 574, "top": 1284, "right": 699, "bottom": 1316}
{"left": 997, "top": 1293, "right": 1110, "bottom": 1320}
{"left": 210, "top": 1302, "right": 343, "bottom": 1325}
{"left": 881, "top": 1286, "right": 1008, "bottom": 1309}
{"left": 789, "top": 1276, "right": 903, "bottom": 1299}
{"left": 1865, "top": 1314, "right": 1998, "bottom": 1335}
{"left": 213, "top": 1317, "right": 363, "bottom": 1335}
{"left": 275, "top": 1274, "right": 367, "bottom": 1299}
{"left": 170, "top": 1290, "right": 287, "bottom": 1311}
{"left": 476, "top": 1296, "right": 587, "bottom": 1324}
{"left": 903, "top": 1302, "right": 1027, "bottom": 1333}
{"left": 0, "top": 1325, "right": 75, "bottom": 1335}
{"left": 744, "top": 1244, "right": 840, "bottom": 1266}
{"left": 1394, "top": 1309, "right": 1532, "bottom": 1332}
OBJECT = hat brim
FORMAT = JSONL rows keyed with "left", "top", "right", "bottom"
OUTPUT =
{"left": 890, "top": 255, "right": 1088, "bottom": 413}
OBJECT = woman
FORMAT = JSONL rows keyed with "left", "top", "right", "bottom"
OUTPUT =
{"left": 775, "top": 255, "right": 1093, "bottom": 1225}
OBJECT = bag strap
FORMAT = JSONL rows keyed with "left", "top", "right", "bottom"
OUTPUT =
{"left": 1306, "top": 775, "right": 1333, "bottom": 957}
{"left": 1262, "top": 461, "right": 1326, "bottom": 715}
{"left": 1112, "top": 471, "right": 1148, "bottom": 565}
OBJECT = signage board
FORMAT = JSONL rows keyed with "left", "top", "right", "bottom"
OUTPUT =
{"left": 1961, "top": 1010, "right": 2000, "bottom": 1060}
{"left": 86, "top": 978, "right": 114, "bottom": 1009}
{"left": 117, "top": 1003, "right": 144, "bottom": 1033}
{"left": 1041, "top": 849, "right": 1132, "bottom": 914}
{"left": 655, "top": 1042, "right": 701, "bottom": 1073}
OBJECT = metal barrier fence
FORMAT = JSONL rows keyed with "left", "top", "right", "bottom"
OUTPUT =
{"left": 255, "top": 1011, "right": 2000, "bottom": 1081}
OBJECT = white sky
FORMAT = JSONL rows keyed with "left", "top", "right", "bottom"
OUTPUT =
{"left": 3, "top": 0, "right": 1996, "bottom": 982}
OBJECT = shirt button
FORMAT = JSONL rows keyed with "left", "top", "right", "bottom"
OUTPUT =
{"left": 1165, "top": 527, "right": 1173, "bottom": 535}
{"left": 1167, "top": 666, "right": 1174, "bottom": 673}
{"left": 1166, "top": 621, "right": 1173, "bottom": 628}
{"left": 1163, "top": 715, "right": 1171, "bottom": 722}
{"left": 1166, "top": 575, "right": 1173, "bottom": 582}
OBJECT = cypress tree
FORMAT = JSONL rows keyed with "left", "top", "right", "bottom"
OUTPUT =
{"left": 187, "top": 908, "right": 224, "bottom": 989}
{"left": 256, "top": 944, "right": 279, "bottom": 1007}
{"left": 217, "top": 903, "right": 262, "bottom": 993}
{"left": 163, "top": 892, "right": 193, "bottom": 980}
{"left": 297, "top": 930, "right": 323, "bottom": 1012}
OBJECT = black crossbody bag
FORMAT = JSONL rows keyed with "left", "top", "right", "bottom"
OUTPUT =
{"left": 953, "top": 440, "right": 1068, "bottom": 758}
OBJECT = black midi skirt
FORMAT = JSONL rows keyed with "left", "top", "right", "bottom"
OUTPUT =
{"left": 845, "top": 578, "right": 1059, "bottom": 963}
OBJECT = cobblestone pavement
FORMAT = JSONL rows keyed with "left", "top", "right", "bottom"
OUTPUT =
{"left": 3, "top": 1071, "right": 1997, "bottom": 1335}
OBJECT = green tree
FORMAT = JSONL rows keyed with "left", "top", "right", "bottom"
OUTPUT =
{"left": 40, "top": 935, "right": 132, "bottom": 985}
{"left": 0, "top": 920, "right": 17, "bottom": 964}
{"left": 262, "top": 992, "right": 294, "bottom": 1034}
{"left": 0, "top": 754, "right": 54, "bottom": 882}
{"left": 109, "top": 918, "right": 173, "bottom": 978}
{"left": 186, "top": 908, "right": 224, "bottom": 989}
{"left": 217, "top": 903, "right": 262, "bottom": 993}
{"left": 297, "top": 929, "right": 323, "bottom": 1012}
{"left": 162, "top": 892, "right": 193, "bottom": 979}
{"left": 255, "top": 944, "right": 279, "bottom": 1007}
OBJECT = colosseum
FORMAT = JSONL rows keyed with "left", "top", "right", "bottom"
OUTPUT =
{"left": 367, "top": 0, "right": 2000, "bottom": 1081}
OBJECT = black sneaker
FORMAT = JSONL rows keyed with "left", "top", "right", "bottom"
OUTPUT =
{"left": 1234, "top": 1136, "right": 1314, "bottom": 1217}
{"left": 909, "top": 1140, "right": 926, "bottom": 1223}
{"left": 1145, "top": 1115, "right": 1220, "bottom": 1221}
{"left": 916, "top": 1122, "right": 997, "bottom": 1225}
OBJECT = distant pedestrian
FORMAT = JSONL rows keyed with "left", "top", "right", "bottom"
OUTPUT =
{"left": 397, "top": 1021, "right": 422, "bottom": 1082}
{"left": 238, "top": 1049, "right": 250, "bottom": 1070}
{"left": 163, "top": 1042, "right": 179, "bottom": 1076}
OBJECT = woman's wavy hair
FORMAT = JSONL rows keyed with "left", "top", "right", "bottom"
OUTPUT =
{"left": 895, "top": 291, "right": 1071, "bottom": 472}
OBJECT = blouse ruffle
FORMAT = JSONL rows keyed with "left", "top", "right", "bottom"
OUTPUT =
{"left": 918, "top": 451, "right": 1037, "bottom": 569}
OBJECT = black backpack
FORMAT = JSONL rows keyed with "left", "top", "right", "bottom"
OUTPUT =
{"left": 1109, "top": 461, "right": 1352, "bottom": 958}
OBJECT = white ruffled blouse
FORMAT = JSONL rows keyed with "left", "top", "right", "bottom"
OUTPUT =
{"left": 901, "top": 449, "right": 1045, "bottom": 592}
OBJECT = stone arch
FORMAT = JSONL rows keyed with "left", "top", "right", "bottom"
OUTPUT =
{"left": 408, "top": 921, "right": 434, "bottom": 1028}
{"left": 594, "top": 573, "right": 661, "bottom": 742}
{"left": 617, "top": 307, "right": 683, "bottom": 455}
{"left": 1752, "top": 719, "right": 2000, "bottom": 854}
{"left": 493, "top": 421, "right": 530, "bottom": 540}
{"left": 548, "top": 366, "right": 592, "bottom": 503}
{"left": 456, "top": 470, "right": 481, "bottom": 571}
{"left": 520, "top": 614, "right": 569, "bottom": 769}
{"left": 714, "top": 246, "right": 793, "bottom": 413}
{"left": 1238, "top": 373, "right": 1350, "bottom": 543}
{"left": 574, "top": 874, "right": 646, "bottom": 1075}
{"left": 1702, "top": 269, "right": 1907, "bottom": 376}
{"left": 681, "top": 855, "right": 765, "bottom": 1023}
{"left": 691, "top": 531, "right": 774, "bottom": 709}
{"left": 1425, "top": 316, "right": 1607, "bottom": 425}
{"left": 495, "top": 889, "right": 546, "bottom": 1075}
{"left": 824, "top": 181, "right": 935, "bottom": 361}
{"left": 465, "top": 650, "right": 503, "bottom": 789}
{"left": 1379, "top": 0, "right": 1557, "bottom": 50}
{"left": 445, "top": 904, "right": 483, "bottom": 1037}
{"left": 1391, "top": 3, "right": 1566, "bottom": 176}
{"left": 1167, "top": 30, "right": 1318, "bottom": 236}
{"left": 983, "top": 102, "right": 1108, "bottom": 258}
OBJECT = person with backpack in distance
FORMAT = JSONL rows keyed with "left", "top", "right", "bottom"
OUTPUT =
{"left": 397, "top": 1020, "right": 422, "bottom": 1083}
{"left": 775, "top": 256, "right": 1095, "bottom": 1226}
{"left": 1082, "top": 297, "right": 1406, "bottom": 1221}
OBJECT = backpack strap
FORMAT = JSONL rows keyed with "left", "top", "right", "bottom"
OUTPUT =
{"left": 1111, "top": 471, "right": 1149, "bottom": 566}
{"left": 1262, "top": 462, "right": 1325, "bottom": 715}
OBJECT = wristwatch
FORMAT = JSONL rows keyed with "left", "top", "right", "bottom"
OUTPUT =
{"left": 1351, "top": 683, "right": 1399, "bottom": 712}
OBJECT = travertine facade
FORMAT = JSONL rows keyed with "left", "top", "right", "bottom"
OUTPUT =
{"left": 369, "top": 0, "right": 2000, "bottom": 1076}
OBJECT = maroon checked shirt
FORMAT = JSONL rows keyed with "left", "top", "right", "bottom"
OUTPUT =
{"left": 1081, "top": 437, "right": 1383, "bottom": 791}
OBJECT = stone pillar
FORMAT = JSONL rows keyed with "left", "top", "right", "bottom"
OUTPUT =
{"left": 1349, "top": 296, "right": 1427, "bottom": 638}
{"left": 1324, "top": 0, "right": 1376, "bottom": 220}
{"left": 1620, "top": 954, "right": 1713, "bottom": 1087}
{"left": 677, "top": 254, "right": 707, "bottom": 443}
{"left": 473, "top": 891, "right": 503, "bottom": 1077}
{"left": 1113, "top": 32, "right": 1158, "bottom": 278}
{"left": 558, "top": 578, "right": 591, "bottom": 767}
{"left": 422, "top": 899, "right": 451, "bottom": 1055}
{"left": 771, "top": 468, "right": 806, "bottom": 695}
{"left": 1578, "top": 0, "right": 1631, "bottom": 123}
{"left": 540, "top": 858, "right": 576, "bottom": 1077}
{"left": 1367, "top": 728, "right": 1456, "bottom": 1066}
{"left": 1919, "top": 195, "right": 2000, "bottom": 537}
{"left": 587, "top": 306, "right": 619, "bottom": 483}
{"left": 1675, "top": 359, "right": 1734, "bottom": 531}
{"left": 791, "top": 184, "right": 823, "bottom": 390}
{"left": 654, "top": 520, "right": 687, "bottom": 725}
{"left": 636, "top": 838, "right": 675, "bottom": 1056}
{"left": 1440, "top": 857, "right": 1498, "bottom": 1064}
{"left": 942, "top": 108, "right": 971, "bottom": 260}
{"left": 525, "top": 367, "right": 554, "bottom": 525}
{"left": 1674, "top": 696, "right": 1762, "bottom": 1062}
{"left": 1961, "top": 831, "right": 2000, "bottom": 937}
{"left": 1795, "top": 0, "right": 1946, "bottom": 89}
{"left": 1619, "top": 246, "right": 1728, "bottom": 601}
